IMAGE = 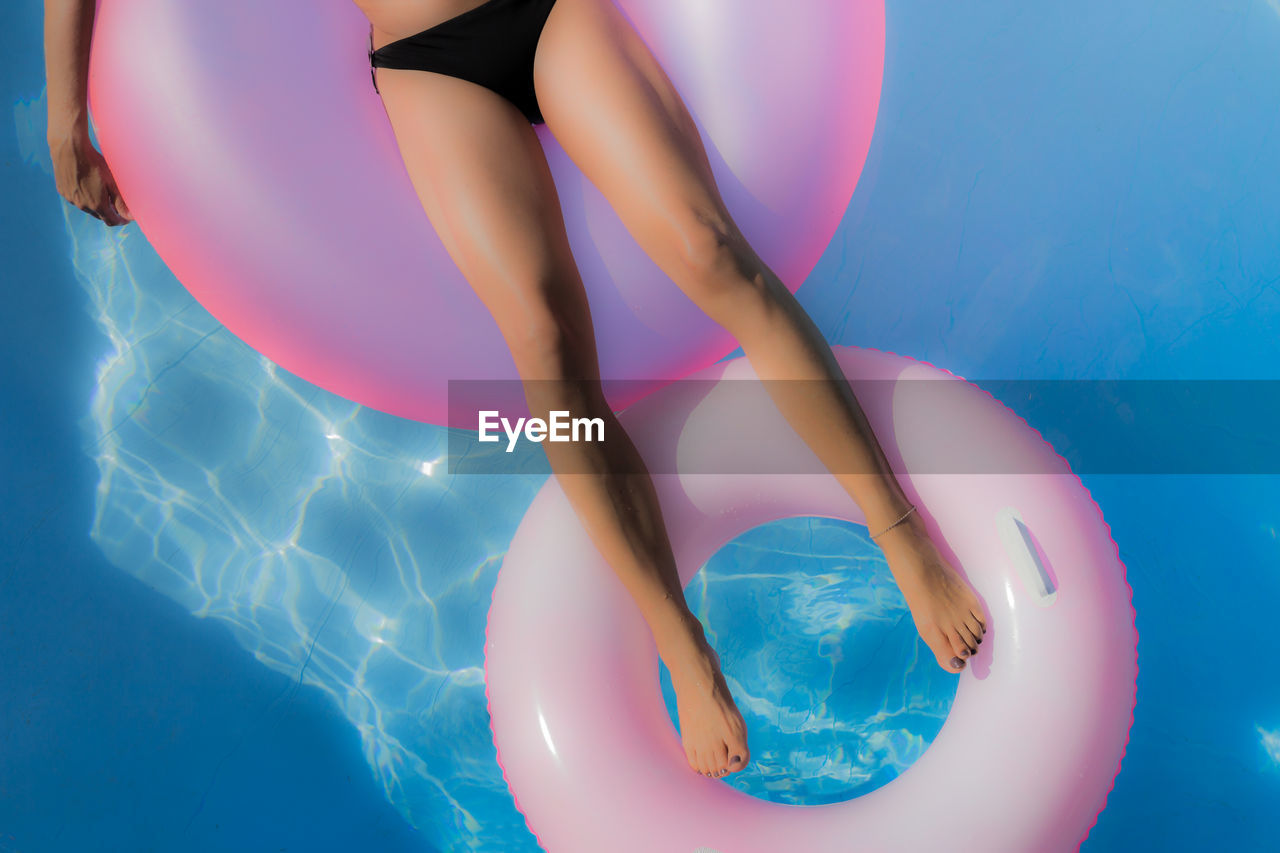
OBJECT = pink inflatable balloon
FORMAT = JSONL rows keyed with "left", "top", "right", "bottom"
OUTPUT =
{"left": 485, "top": 346, "right": 1138, "bottom": 852}
{"left": 87, "top": 0, "right": 884, "bottom": 427}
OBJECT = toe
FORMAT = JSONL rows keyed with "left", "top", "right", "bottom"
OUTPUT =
{"left": 947, "top": 629, "right": 973, "bottom": 663}
{"left": 958, "top": 623, "right": 981, "bottom": 655}
{"left": 712, "top": 743, "right": 729, "bottom": 777}
{"left": 969, "top": 609, "right": 987, "bottom": 636}
{"left": 925, "top": 626, "right": 964, "bottom": 672}
{"left": 726, "top": 737, "right": 749, "bottom": 774}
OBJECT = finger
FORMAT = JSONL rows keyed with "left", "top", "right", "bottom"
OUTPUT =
{"left": 94, "top": 184, "right": 124, "bottom": 227}
{"left": 100, "top": 203, "right": 126, "bottom": 228}
{"left": 107, "top": 181, "right": 133, "bottom": 223}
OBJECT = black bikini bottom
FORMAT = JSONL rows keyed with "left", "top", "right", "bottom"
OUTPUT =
{"left": 369, "top": 0, "right": 559, "bottom": 125}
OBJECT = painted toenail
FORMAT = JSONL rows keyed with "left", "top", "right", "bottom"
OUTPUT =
{"left": 951, "top": 656, "right": 964, "bottom": 669}
{"left": 730, "top": 755, "right": 742, "bottom": 764}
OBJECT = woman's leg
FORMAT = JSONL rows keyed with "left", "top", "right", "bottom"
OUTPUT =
{"left": 532, "top": 0, "right": 988, "bottom": 692}
{"left": 371, "top": 45, "right": 748, "bottom": 779}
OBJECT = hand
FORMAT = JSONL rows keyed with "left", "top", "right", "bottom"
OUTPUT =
{"left": 49, "top": 130, "right": 133, "bottom": 226}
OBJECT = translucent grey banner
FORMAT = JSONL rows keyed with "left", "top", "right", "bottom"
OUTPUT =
{"left": 444, "top": 379, "right": 1280, "bottom": 475}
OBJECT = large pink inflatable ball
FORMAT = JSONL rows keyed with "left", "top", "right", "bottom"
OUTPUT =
{"left": 86, "top": 0, "right": 885, "bottom": 427}
{"left": 485, "top": 346, "right": 1138, "bottom": 852}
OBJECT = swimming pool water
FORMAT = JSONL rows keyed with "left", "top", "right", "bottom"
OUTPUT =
{"left": 5, "top": 0, "right": 1280, "bottom": 850}
{"left": 660, "top": 519, "right": 955, "bottom": 806}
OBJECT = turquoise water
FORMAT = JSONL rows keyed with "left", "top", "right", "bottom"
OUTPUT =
{"left": 659, "top": 519, "right": 954, "bottom": 806}
{"left": 5, "top": 1, "right": 1280, "bottom": 851}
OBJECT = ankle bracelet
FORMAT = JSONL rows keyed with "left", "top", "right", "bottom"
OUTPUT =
{"left": 870, "top": 504, "right": 917, "bottom": 540}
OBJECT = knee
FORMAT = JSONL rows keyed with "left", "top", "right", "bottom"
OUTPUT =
{"left": 500, "top": 299, "right": 601, "bottom": 391}
{"left": 501, "top": 306, "right": 605, "bottom": 416}
{"left": 669, "top": 209, "right": 773, "bottom": 327}
{"left": 673, "top": 209, "right": 742, "bottom": 281}
{"left": 503, "top": 307, "right": 571, "bottom": 376}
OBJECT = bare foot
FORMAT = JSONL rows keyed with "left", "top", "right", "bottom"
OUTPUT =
{"left": 875, "top": 511, "right": 987, "bottom": 673}
{"left": 658, "top": 613, "right": 751, "bottom": 778}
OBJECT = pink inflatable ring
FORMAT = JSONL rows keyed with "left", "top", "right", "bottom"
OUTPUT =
{"left": 484, "top": 346, "right": 1137, "bottom": 852}
{"left": 87, "top": 0, "right": 884, "bottom": 427}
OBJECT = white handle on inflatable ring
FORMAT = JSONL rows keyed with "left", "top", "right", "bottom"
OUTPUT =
{"left": 997, "top": 505, "right": 1059, "bottom": 606}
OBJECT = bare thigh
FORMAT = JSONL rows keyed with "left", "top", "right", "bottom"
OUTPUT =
{"left": 532, "top": 0, "right": 747, "bottom": 301}
{"left": 372, "top": 63, "right": 600, "bottom": 379}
